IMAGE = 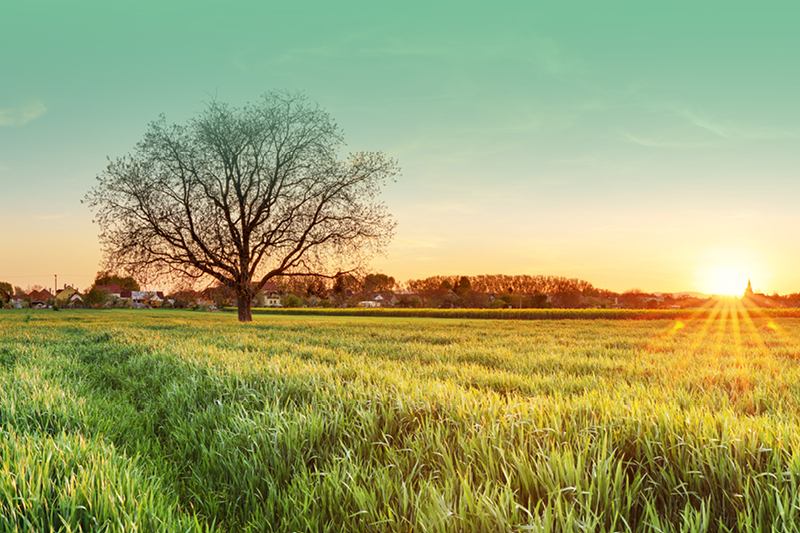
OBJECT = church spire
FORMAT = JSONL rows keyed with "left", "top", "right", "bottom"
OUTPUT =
{"left": 744, "top": 279, "right": 753, "bottom": 296}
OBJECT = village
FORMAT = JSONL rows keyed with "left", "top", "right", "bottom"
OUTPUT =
{"left": 1, "top": 275, "right": 795, "bottom": 311}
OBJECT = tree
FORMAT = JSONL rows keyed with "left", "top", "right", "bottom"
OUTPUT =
{"left": 0, "top": 281, "right": 11, "bottom": 305}
{"left": 93, "top": 272, "right": 140, "bottom": 292}
{"left": 85, "top": 91, "right": 398, "bottom": 321}
{"left": 455, "top": 276, "right": 471, "bottom": 295}
{"left": 362, "top": 273, "right": 395, "bottom": 293}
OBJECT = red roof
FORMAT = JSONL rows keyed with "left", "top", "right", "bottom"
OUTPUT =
{"left": 29, "top": 289, "right": 54, "bottom": 301}
{"left": 95, "top": 285, "right": 123, "bottom": 294}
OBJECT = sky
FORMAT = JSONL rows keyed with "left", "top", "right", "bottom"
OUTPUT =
{"left": 1, "top": 1, "right": 799, "bottom": 295}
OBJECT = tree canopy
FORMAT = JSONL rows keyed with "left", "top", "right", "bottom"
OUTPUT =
{"left": 86, "top": 91, "right": 398, "bottom": 321}
{"left": 92, "top": 272, "right": 140, "bottom": 292}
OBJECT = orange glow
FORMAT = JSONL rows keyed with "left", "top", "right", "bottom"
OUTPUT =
{"left": 704, "top": 265, "right": 750, "bottom": 296}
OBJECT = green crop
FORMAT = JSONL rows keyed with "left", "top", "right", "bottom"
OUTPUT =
{"left": 2, "top": 308, "right": 800, "bottom": 531}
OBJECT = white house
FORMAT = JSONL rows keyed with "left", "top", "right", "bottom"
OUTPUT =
{"left": 131, "top": 291, "right": 165, "bottom": 308}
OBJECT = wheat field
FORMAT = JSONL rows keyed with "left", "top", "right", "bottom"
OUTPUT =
{"left": 2, "top": 308, "right": 800, "bottom": 532}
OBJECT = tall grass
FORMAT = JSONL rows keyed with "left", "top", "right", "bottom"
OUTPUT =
{"left": 2, "top": 309, "right": 800, "bottom": 531}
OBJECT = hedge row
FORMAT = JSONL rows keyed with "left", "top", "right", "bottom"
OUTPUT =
{"left": 224, "top": 306, "right": 800, "bottom": 321}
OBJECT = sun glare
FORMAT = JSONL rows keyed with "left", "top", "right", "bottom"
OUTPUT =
{"left": 705, "top": 264, "right": 749, "bottom": 296}
{"left": 695, "top": 249, "right": 768, "bottom": 297}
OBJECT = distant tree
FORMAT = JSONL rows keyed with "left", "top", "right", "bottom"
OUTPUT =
{"left": 305, "top": 278, "right": 328, "bottom": 298}
{"left": 283, "top": 294, "right": 303, "bottom": 308}
{"left": 396, "top": 294, "right": 423, "bottom": 308}
{"left": 93, "top": 272, "right": 140, "bottom": 291}
{"left": 83, "top": 287, "right": 109, "bottom": 308}
{"left": 0, "top": 281, "right": 12, "bottom": 295}
{"left": 363, "top": 273, "right": 395, "bottom": 293}
{"left": 526, "top": 292, "right": 551, "bottom": 309}
{"left": 460, "top": 290, "right": 489, "bottom": 309}
{"left": 407, "top": 276, "right": 459, "bottom": 296}
{"left": 618, "top": 289, "right": 647, "bottom": 309}
{"left": 13, "top": 286, "right": 24, "bottom": 296}
{"left": 333, "top": 273, "right": 359, "bottom": 296}
{"left": 550, "top": 289, "right": 583, "bottom": 309}
{"left": 204, "top": 283, "right": 236, "bottom": 309}
{"left": 85, "top": 90, "right": 398, "bottom": 322}
{"left": 456, "top": 276, "right": 471, "bottom": 295}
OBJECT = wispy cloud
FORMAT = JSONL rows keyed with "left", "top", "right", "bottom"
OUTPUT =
{"left": 38, "top": 212, "right": 70, "bottom": 220}
{"left": 619, "top": 130, "right": 715, "bottom": 148}
{"left": 233, "top": 28, "right": 582, "bottom": 80}
{"left": 672, "top": 106, "right": 798, "bottom": 140}
{"left": 0, "top": 101, "right": 47, "bottom": 127}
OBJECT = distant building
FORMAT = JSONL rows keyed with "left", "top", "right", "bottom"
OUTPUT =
{"left": 56, "top": 286, "right": 79, "bottom": 306}
{"left": 131, "top": 291, "right": 165, "bottom": 308}
{"left": 95, "top": 285, "right": 124, "bottom": 299}
{"left": 262, "top": 282, "right": 281, "bottom": 307}
{"left": 741, "top": 280, "right": 778, "bottom": 308}
{"left": 28, "top": 289, "right": 54, "bottom": 308}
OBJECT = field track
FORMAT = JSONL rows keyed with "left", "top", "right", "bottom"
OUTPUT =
{"left": 3, "top": 308, "right": 800, "bottom": 532}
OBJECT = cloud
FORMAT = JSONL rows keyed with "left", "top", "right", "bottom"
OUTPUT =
{"left": 641, "top": 103, "right": 799, "bottom": 141}
{"left": 0, "top": 101, "right": 47, "bottom": 127}
{"left": 674, "top": 107, "right": 798, "bottom": 140}
{"left": 619, "top": 130, "right": 715, "bottom": 148}
{"left": 233, "top": 27, "right": 582, "bottom": 81}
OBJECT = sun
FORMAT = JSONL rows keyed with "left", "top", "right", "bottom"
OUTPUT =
{"left": 704, "top": 264, "right": 749, "bottom": 296}
{"left": 695, "top": 249, "right": 768, "bottom": 297}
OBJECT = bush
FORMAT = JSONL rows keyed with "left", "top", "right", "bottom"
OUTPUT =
{"left": 282, "top": 294, "right": 303, "bottom": 308}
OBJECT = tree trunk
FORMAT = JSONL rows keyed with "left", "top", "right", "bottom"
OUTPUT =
{"left": 237, "top": 292, "right": 253, "bottom": 322}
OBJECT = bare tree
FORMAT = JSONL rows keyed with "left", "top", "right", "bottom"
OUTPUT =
{"left": 85, "top": 91, "right": 398, "bottom": 321}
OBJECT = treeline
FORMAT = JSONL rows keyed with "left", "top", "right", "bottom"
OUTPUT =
{"left": 407, "top": 274, "right": 595, "bottom": 295}
{"left": 261, "top": 273, "right": 623, "bottom": 309}
{"left": 401, "top": 274, "right": 620, "bottom": 309}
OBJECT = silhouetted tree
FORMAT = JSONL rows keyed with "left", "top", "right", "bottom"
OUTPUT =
{"left": 363, "top": 273, "right": 395, "bottom": 293}
{"left": 93, "top": 272, "right": 140, "bottom": 291}
{"left": 86, "top": 91, "right": 398, "bottom": 321}
{"left": 456, "top": 276, "right": 471, "bottom": 295}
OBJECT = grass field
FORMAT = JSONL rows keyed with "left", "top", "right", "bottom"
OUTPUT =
{"left": 3, "top": 308, "right": 800, "bottom": 532}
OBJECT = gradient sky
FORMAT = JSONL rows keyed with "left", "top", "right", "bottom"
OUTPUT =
{"left": 1, "top": 1, "right": 798, "bottom": 294}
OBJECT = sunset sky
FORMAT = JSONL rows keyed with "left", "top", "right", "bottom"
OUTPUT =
{"left": 1, "top": 1, "right": 798, "bottom": 295}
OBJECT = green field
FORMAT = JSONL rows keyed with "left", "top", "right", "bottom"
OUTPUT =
{"left": 3, "top": 309, "right": 800, "bottom": 532}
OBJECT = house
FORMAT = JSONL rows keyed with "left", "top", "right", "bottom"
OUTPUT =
{"left": 131, "top": 291, "right": 165, "bottom": 308}
{"left": 262, "top": 282, "right": 281, "bottom": 307}
{"left": 67, "top": 293, "right": 84, "bottom": 308}
{"left": 95, "top": 285, "right": 124, "bottom": 299}
{"left": 56, "top": 286, "right": 79, "bottom": 306}
{"left": 10, "top": 293, "right": 27, "bottom": 309}
{"left": 28, "top": 289, "right": 54, "bottom": 308}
